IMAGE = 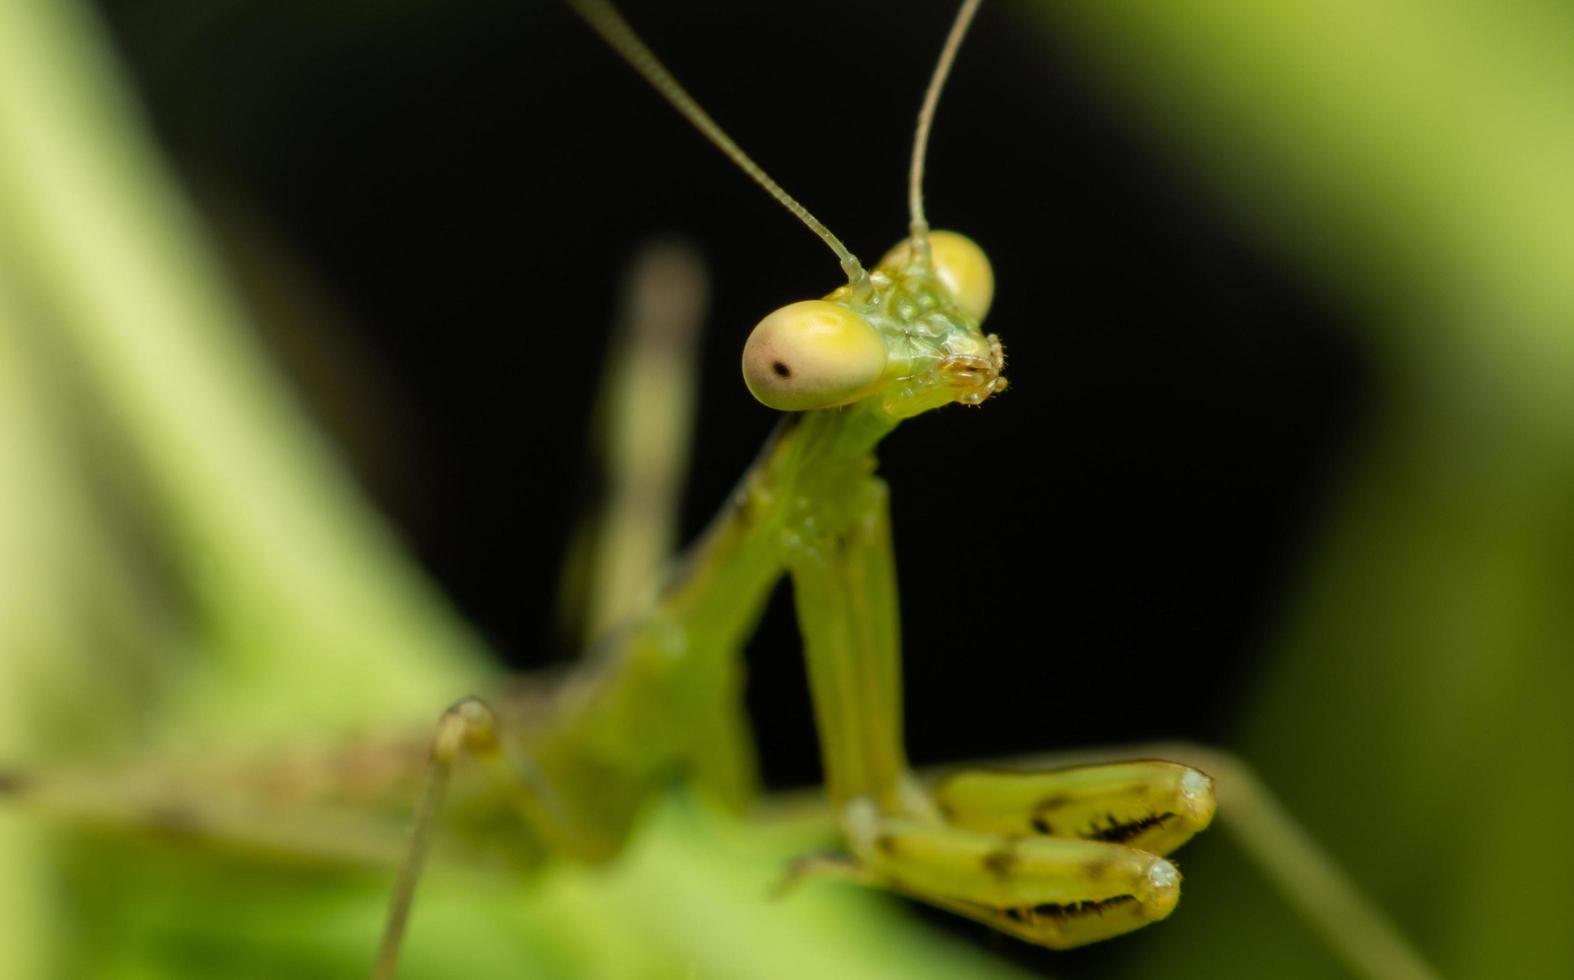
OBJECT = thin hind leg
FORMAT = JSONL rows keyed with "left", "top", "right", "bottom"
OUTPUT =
{"left": 1150, "top": 743, "right": 1441, "bottom": 980}
{"left": 560, "top": 240, "right": 709, "bottom": 647}
{"left": 372, "top": 696, "right": 587, "bottom": 980}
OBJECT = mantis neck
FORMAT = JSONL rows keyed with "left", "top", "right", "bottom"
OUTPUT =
{"left": 657, "top": 405, "right": 900, "bottom": 639}
{"left": 565, "top": 405, "right": 910, "bottom": 810}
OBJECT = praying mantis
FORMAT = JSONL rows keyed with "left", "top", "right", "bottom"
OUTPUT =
{"left": 0, "top": 0, "right": 1450, "bottom": 977}
{"left": 361, "top": 2, "right": 1218, "bottom": 971}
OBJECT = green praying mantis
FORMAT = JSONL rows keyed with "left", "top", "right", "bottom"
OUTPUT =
{"left": 0, "top": 1, "right": 1448, "bottom": 978}
{"left": 365, "top": 2, "right": 1215, "bottom": 971}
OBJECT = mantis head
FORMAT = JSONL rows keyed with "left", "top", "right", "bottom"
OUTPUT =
{"left": 742, "top": 230, "right": 1005, "bottom": 419}
{"left": 572, "top": 0, "right": 995, "bottom": 422}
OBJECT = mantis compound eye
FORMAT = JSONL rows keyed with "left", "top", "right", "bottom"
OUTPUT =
{"left": 878, "top": 229, "right": 995, "bottom": 323}
{"left": 742, "top": 300, "right": 888, "bottom": 411}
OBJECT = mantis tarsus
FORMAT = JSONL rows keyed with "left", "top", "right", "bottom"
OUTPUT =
{"left": 0, "top": 1, "right": 1447, "bottom": 977}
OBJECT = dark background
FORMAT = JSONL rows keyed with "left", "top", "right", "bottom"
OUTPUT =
{"left": 95, "top": 0, "right": 1362, "bottom": 852}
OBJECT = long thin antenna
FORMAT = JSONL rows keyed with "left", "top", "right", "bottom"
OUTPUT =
{"left": 568, "top": 0, "right": 866, "bottom": 285}
{"left": 908, "top": 0, "right": 983, "bottom": 261}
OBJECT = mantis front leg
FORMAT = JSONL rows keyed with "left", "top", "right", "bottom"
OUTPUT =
{"left": 787, "top": 477, "right": 911, "bottom": 815}
{"left": 787, "top": 476, "right": 1217, "bottom": 946}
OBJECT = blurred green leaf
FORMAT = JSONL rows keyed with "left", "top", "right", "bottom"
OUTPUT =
{"left": 1022, "top": 1, "right": 1574, "bottom": 976}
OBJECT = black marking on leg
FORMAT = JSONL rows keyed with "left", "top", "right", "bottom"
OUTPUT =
{"left": 1029, "top": 894, "right": 1136, "bottom": 922}
{"left": 1034, "top": 793, "right": 1073, "bottom": 813}
{"left": 1087, "top": 812, "right": 1175, "bottom": 845}
{"left": 1030, "top": 816, "right": 1053, "bottom": 835}
{"left": 982, "top": 847, "right": 1018, "bottom": 881}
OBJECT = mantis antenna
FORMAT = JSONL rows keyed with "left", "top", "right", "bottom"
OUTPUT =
{"left": 907, "top": 0, "right": 983, "bottom": 263}
{"left": 567, "top": 0, "right": 868, "bottom": 286}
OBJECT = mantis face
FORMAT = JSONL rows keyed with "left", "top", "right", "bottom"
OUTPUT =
{"left": 742, "top": 230, "right": 1006, "bottom": 419}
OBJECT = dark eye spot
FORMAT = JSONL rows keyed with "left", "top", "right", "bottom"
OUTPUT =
{"left": 771, "top": 360, "right": 792, "bottom": 379}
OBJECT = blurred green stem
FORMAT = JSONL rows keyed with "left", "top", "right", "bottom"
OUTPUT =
{"left": 0, "top": 0, "right": 492, "bottom": 741}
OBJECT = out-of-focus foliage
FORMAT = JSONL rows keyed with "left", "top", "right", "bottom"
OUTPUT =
{"left": 1029, "top": 2, "right": 1574, "bottom": 977}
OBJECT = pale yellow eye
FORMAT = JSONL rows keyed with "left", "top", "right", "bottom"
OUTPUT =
{"left": 878, "top": 229, "right": 995, "bottom": 322}
{"left": 741, "top": 300, "right": 887, "bottom": 411}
